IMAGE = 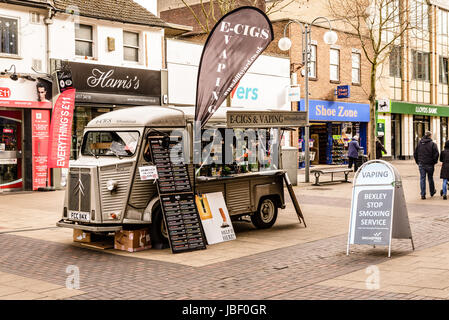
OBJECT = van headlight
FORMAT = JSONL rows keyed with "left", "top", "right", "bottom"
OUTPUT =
{"left": 106, "top": 180, "right": 118, "bottom": 191}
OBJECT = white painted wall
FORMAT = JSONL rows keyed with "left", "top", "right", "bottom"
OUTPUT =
{"left": 0, "top": 5, "right": 47, "bottom": 74}
{"left": 50, "top": 13, "right": 164, "bottom": 70}
{"left": 166, "top": 39, "right": 290, "bottom": 110}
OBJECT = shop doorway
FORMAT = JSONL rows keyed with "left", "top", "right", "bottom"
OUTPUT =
{"left": 413, "top": 115, "right": 430, "bottom": 150}
{"left": 310, "top": 123, "right": 328, "bottom": 165}
{"left": 0, "top": 110, "right": 23, "bottom": 191}
{"left": 391, "top": 114, "right": 402, "bottom": 159}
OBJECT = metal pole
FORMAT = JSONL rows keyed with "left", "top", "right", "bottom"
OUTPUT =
{"left": 304, "top": 25, "right": 310, "bottom": 183}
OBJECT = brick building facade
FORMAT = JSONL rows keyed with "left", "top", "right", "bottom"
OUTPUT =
{"left": 159, "top": 1, "right": 373, "bottom": 164}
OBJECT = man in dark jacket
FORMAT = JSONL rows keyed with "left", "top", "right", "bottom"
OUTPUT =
{"left": 414, "top": 131, "right": 439, "bottom": 199}
{"left": 376, "top": 136, "right": 387, "bottom": 159}
{"left": 348, "top": 135, "right": 360, "bottom": 172}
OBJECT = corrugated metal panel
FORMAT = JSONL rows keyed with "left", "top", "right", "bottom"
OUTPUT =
{"left": 99, "top": 163, "right": 133, "bottom": 215}
{"left": 128, "top": 168, "right": 157, "bottom": 208}
{"left": 226, "top": 180, "right": 251, "bottom": 214}
{"left": 196, "top": 182, "right": 225, "bottom": 195}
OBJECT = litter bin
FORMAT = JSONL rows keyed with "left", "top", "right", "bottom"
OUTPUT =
{"left": 281, "top": 146, "right": 298, "bottom": 186}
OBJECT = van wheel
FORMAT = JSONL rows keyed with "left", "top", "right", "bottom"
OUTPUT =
{"left": 251, "top": 197, "right": 278, "bottom": 229}
{"left": 150, "top": 206, "right": 169, "bottom": 249}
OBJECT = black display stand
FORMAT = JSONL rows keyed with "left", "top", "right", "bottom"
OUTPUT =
{"left": 148, "top": 136, "right": 207, "bottom": 253}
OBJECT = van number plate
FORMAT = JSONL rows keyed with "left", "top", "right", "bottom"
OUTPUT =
{"left": 70, "top": 211, "right": 90, "bottom": 222}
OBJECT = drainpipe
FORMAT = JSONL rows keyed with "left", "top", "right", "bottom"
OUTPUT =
{"left": 44, "top": 8, "right": 54, "bottom": 74}
{"left": 43, "top": 7, "right": 55, "bottom": 188}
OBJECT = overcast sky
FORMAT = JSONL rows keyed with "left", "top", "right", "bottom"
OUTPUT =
{"left": 133, "top": 0, "right": 157, "bottom": 15}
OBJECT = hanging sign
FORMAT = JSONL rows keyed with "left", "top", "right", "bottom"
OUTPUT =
{"left": 227, "top": 111, "right": 307, "bottom": 128}
{"left": 347, "top": 160, "right": 414, "bottom": 257}
{"left": 337, "top": 85, "right": 350, "bottom": 98}
{"left": 47, "top": 88, "right": 76, "bottom": 168}
{"left": 288, "top": 85, "right": 300, "bottom": 102}
{"left": 195, "top": 6, "right": 274, "bottom": 128}
{"left": 196, "top": 192, "right": 236, "bottom": 245}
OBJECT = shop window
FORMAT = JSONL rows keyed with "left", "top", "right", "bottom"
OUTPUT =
{"left": 0, "top": 16, "right": 18, "bottom": 55}
{"left": 330, "top": 48, "right": 340, "bottom": 82}
{"left": 309, "top": 44, "right": 317, "bottom": 79}
{"left": 71, "top": 107, "right": 113, "bottom": 160}
{"left": 123, "top": 31, "right": 139, "bottom": 62}
{"left": 352, "top": 52, "right": 361, "bottom": 84}
{"left": 440, "top": 56, "right": 448, "bottom": 84}
{"left": 389, "top": 46, "right": 402, "bottom": 78}
{"left": 75, "top": 24, "right": 93, "bottom": 57}
{"left": 412, "top": 50, "right": 430, "bottom": 81}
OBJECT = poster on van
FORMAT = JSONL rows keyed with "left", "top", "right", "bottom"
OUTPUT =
{"left": 196, "top": 192, "right": 236, "bottom": 245}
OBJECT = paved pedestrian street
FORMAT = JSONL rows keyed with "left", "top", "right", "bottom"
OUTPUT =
{"left": 1, "top": 160, "right": 449, "bottom": 300}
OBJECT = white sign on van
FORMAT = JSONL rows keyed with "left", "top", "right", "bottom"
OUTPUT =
{"left": 138, "top": 165, "right": 158, "bottom": 180}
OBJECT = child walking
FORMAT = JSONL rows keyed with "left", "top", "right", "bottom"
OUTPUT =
{"left": 440, "top": 140, "right": 449, "bottom": 200}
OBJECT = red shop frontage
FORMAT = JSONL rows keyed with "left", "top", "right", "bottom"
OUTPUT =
{"left": 0, "top": 76, "right": 52, "bottom": 192}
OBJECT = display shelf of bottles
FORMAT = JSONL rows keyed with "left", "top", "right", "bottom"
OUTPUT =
{"left": 332, "top": 138, "right": 346, "bottom": 165}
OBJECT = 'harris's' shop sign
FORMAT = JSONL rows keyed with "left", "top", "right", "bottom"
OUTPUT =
{"left": 299, "top": 99, "right": 370, "bottom": 122}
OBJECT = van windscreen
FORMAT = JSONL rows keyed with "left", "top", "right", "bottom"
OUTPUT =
{"left": 81, "top": 131, "right": 139, "bottom": 157}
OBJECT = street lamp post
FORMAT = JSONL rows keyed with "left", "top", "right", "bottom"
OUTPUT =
{"left": 278, "top": 18, "right": 338, "bottom": 183}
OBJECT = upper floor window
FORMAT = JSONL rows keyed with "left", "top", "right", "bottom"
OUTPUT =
{"left": 75, "top": 24, "right": 93, "bottom": 57}
{"left": 412, "top": 50, "right": 430, "bottom": 81}
{"left": 0, "top": 17, "right": 18, "bottom": 55}
{"left": 123, "top": 31, "right": 139, "bottom": 62}
{"left": 411, "top": 0, "right": 429, "bottom": 31}
{"left": 440, "top": 9, "right": 448, "bottom": 35}
{"left": 389, "top": 46, "right": 402, "bottom": 78}
{"left": 352, "top": 52, "right": 361, "bottom": 84}
{"left": 308, "top": 44, "right": 317, "bottom": 78}
{"left": 440, "top": 56, "right": 448, "bottom": 84}
{"left": 330, "top": 48, "right": 340, "bottom": 82}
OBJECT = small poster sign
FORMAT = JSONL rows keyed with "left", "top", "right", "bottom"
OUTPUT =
{"left": 138, "top": 165, "right": 158, "bottom": 180}
{"left": 196, "top": 192, "right": 236, "bottom": 245}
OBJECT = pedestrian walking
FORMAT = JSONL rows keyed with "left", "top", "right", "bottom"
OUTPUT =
{"left": 376, "top": 136, "right": 387, "bottom": 159}
{"left": 414, "top": 131, "right": 439, "bottom": 199}
{"left": 440, "top": 140, "right": 449, "bottom": 200}
{"left": 347, "top": 135, "right": 360, "bottom": 172}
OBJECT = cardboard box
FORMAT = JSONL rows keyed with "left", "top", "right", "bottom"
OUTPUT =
{"left": 73, "top": 229, "right": 94, "bottom": 243}
{"left": 114, "top": 229, "right": 151, "bottom": 252}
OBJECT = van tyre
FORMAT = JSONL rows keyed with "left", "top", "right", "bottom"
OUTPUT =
{"left": 150, "top": 206, "right": 170, "bottom": 249}
{"left": 251, "top": 197, "right": 278, "bottom": 229}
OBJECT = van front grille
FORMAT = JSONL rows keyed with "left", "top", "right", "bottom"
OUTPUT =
{"left": 68, "top": 170, "right": 92, "bottom": 214}
{"left": 69, "top": 173, "right": 79, "bottom": 211}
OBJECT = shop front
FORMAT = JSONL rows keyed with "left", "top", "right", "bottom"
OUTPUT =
{"left": 298, "top": 100, "right": 370, "bottom": 165}
{"left": 60, "top": 61, "right": 166, "bottom": 159}
{"left": 377, "top": 101, "right": 449, "bottom": 159}
{"left": 0, "top": 76, "right": 52, "bottom": 192}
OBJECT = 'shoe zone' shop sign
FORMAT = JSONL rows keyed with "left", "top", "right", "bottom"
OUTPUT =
{"left": 347, "top": 160, "right": 414, "bottom": 257}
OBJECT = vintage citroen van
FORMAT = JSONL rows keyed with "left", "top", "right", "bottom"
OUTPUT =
{"left": 56, "top": 105, "right": 289, "bottom": 247}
